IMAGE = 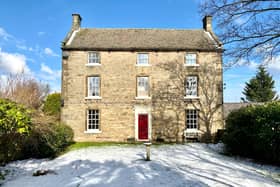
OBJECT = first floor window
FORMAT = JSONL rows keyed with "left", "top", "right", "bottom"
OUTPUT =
{"left": 186, "top": 76, "right": 198, "bottom": 97}
{"left": 186, "top": 109, "right": 198, "bottom": 129}
{"left": 87, "top": 109, "right": 99, "bottom": 130}
{"left": 185, "top": 53, "right": 197, "bottom": 65}
{"left": 88, "top": 76, "right": 100, "bottom": 96}
{"left": 88, "top": 52, "right": 100, "bottom": 64}
{"left": 137, "top": 76, "right": 149, "bottom": 97}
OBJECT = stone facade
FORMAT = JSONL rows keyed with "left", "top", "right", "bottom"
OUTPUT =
{"left": 61, "top": 14, "right": 224, "bottom": 142}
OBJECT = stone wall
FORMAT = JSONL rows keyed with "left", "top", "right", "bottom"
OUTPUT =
{"left": 61, "top": 51, "right": 223, "bottom": 142}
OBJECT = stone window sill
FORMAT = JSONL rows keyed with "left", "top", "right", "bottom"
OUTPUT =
{"left": 85, "top": 96, "right": 102, "bottom": 100}
{"left": 184, "top": 96, "right": 199, "bottom": 100}
{"left": 135, "top": 64, "right": 151, "bottom": 67}
{"left": 184, "top": 129, "right": 200, "bottom": 133}
{"left": 85, "top": 63, "right": 101, "bottom": 67}
{"left": 184, "top": 64, "right": 200, "bottom": 67}
{"left": 84, "top": 130, "right": 102, "bottom": 134}
{"left": 135, "top": 96, "right": 151, "bottom": 100}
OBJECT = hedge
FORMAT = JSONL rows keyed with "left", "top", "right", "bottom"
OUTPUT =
{"left": 223, "top": 102, "right": 280, "bottom": 165}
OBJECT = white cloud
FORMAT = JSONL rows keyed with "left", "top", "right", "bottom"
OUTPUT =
{"left": 0, "top": 49, "right": 30, "bottom": 74}
{"left": 234, "top": 55, "right": 280, "bottom": 74}
{"left": 44, "top": 48, "right": 59, "bottom": 57}
{"left": 248, "top": 62, "right": 258, "bottom": 70}
{"left": 234, "top": 17, "right": 246, "bottom": 25}
{"left": 37, "top": 32, "right": 46, "bottom": 36}
{"left": 16, "top": 44, "right": 28, "bottom": 50}
{"left": 0, "top": 27, "right": 13, "bottom": 41}
{"left": 267, "top": 55, "right": 280, "bottom": 73}
{"left": 40, "top": 63, "right": 61, "bottom": 79}
{"left": 41, "top": 63, "right": 54, "bottom": 74}
{"left": 38, "top": 63, "right": 61, "bottom": 92}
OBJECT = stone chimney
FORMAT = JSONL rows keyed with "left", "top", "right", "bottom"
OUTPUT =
{"left": 203, "top": 15, "right": 212, "bottom": 32}
{"left": 72, "top": 14, "right": 82, "bottom": 30}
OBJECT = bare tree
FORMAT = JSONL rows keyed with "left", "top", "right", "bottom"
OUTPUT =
{"left": 0, "top": 73, "right": 50, "bottom": 109}
{"left": 152, "top": 61, "right": 223, "bottom": 142}
{"left": 152, "top": 61, "right": 187, "bottom": 142}
{"left": 200, "top": 0, "right": 280, "bottom": 66}
{"left": 191, "top": 63, "right": 223, "bottom": 141}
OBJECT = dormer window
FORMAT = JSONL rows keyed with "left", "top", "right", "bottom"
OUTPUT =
{"left": 137, "top": 53, "right": 149, "bottom": 65}
{"left": 185, "top": 53, "right": 197, "bottom": 66}
{"left": 88, "top": 52, "right": 100, "bottom": 64}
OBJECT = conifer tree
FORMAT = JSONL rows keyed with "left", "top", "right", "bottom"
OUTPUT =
{"left": 242, "top": 66, "right": 278, "bottom": 102}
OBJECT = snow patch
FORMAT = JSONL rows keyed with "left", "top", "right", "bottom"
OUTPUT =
{"left": 1, "top": 144, "right": 279, "bottom": 187}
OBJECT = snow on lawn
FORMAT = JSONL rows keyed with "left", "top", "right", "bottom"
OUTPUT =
{"left": 1, "top": 143, "right": 280, "bottom": 187}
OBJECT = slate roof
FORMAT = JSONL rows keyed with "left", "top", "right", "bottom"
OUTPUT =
{"left": 62, "top": 28, "right": 222, "bottom": 51}
{"left": 223, "top": 103, "right": 263, "bottom": 118}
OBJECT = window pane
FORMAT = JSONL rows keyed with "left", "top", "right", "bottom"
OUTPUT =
{"left": 88, "top": 76, "right": 100, "bottom": 96}
{"left": 137, "top": 77, "right": 149, "bottom": 97}
{"left": 186, "top": 110, "right": 198, "bottom": 129}
{"left": 87, "top": 110, "right": 99, "bottom": 130}
{"left": 137, "top": 53, "right": 149, "bottom": 65}
{"left": 88, "top": 52, "right": 100, "bottom": 64}
{"left": 185, "top": 54, "right": 196, "bottom": 65}
{"left": 186, "top": 76, "right": 197, "bottom": 96}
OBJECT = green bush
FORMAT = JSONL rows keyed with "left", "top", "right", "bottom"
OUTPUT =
{"left": 0, "top": 98, "right": 31, "bottom": 134}
{"left": 223, "top": 102, "right": 280, "bottom": 165}
{"left": 0, "top": 98, "right": 73, "bottom": 163}
{"left": 43, "top": 93, "right": 61, "bottom": 116}
{"left": 0, "top": 98, "right": 32, "bottom": 164}
{"left": 22, "top": 122, "right": 74, "bottom": 158}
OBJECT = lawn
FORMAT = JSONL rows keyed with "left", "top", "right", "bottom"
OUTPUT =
{"left": 1, "top": 143, "right": 279, "bottom": 187}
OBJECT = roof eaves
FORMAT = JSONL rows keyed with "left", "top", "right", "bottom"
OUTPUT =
{"left": 61, "top": 46, "right": 223, "bottom": 52}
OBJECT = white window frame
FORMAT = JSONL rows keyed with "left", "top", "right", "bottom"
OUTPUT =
{"left": 185, "top": 76, "right": 198, "bottom": 98}
{"left": 185, "top": 53, "right": 198, "bottom": 66}
{"left": 85, "top": 109, "right": 101, "bottom": 133}
{"left": 137, "top": 53, "right": 149, "bottom": 66}
{"left": 87, "top": 52, "right": 100, "bottom": 66}
{"left": 136, "top": 76, "right": 150, "bottom": 99}
{"left": 186, "top": 109, "right": 198, "bottom": 130}
{"left": 86, "top": 76, "right": 101, "bottom": 99}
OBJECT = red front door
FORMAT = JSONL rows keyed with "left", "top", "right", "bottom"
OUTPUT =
{"left": 138, "top": 114, "right": 148, "bottom": 140}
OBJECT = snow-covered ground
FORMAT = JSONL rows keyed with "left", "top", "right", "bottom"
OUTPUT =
{"left": 1, "top": 143, "right": 279, "bottom": 187}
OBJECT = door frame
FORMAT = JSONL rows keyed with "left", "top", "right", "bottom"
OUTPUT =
{"left": 135, "top": 105, "right": 152, "bottom": 141}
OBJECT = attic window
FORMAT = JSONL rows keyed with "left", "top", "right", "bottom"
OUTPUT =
{"left": 137, "top": 53, "right": 149, "bottom": 65}
{"left": 185, "top": 53, "right": 197, "bottom": 65}
{"left": 88, "top": 52, "right": 100, "bottom": 64}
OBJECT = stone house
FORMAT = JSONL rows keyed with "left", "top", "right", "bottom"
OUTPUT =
{"left": 61, "top": 14, "right": 224, "bottom": 142}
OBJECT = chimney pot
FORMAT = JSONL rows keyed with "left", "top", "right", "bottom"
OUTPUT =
{"left": 203, "top": 16, "right": 212, "bottom": 32}
{"left": 72, "top": 14, "right": 82, "bottom": 30}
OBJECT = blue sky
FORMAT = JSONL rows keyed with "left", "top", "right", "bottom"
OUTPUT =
{"left": 0, "top": 0, "right": 279, "bottom": 102}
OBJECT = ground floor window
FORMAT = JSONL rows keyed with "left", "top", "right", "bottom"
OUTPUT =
{"left": 186, "top": 109, "right": 198, "bottom": 129}
{"left": 87, "top": 109, "right": 99, "bottom": 130}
